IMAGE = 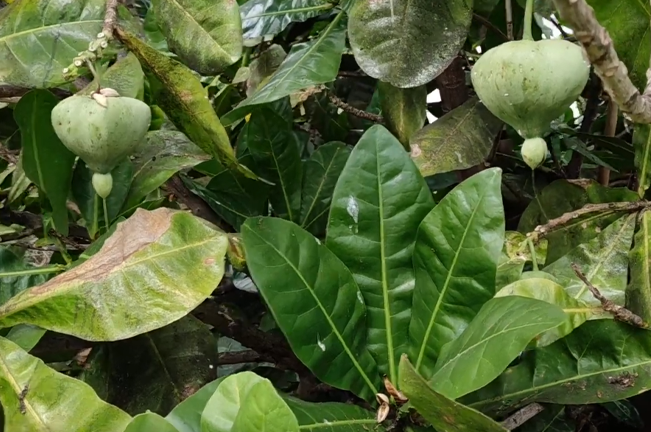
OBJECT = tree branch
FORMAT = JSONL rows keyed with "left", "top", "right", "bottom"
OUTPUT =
{"left": 552, "top": 0, "right": 651, "bottom": 124}
{"left": 102, "top": 0, "right": 120, "bottom": 40}
{"left": 328, "top": 93, "right": 384, "bottom": 123}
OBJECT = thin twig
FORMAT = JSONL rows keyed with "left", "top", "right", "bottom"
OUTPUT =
{"left": 473, "top": 13, "right": 509, "bottom": 41}
{"left": 505, "top": 0, "right": 514, "bottom": 40}
{"left": 102, "top": 0, "right": 120, "bottom": 39}
{"left": 572, "top": 263, "right": 648, "bottom": 328}
{"left": 552, "top": 0, "right": 651, "bottom": 124}
{"left": 531, "top": 200, "right": 651, "bottom": 240}
{"left": 328, "top": 93, "right": 384, "bottom": 123}
{"left": 501, "top": 403, "right": 545, "bottom": 430}
{"left": 0, "top": 142, "right": 18, "bottom": 164}
{"left": 548, "top": 15, "right": 569, "bottom": 39}
{"left": 597, "top": 101, "right": 617, "bottom": 186}
{"left": 218, "top": 350, "right": 261, "bottom": 365}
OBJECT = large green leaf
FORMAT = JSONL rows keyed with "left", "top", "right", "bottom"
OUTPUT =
{"left": 348, "top": 0, "right": 472, "bottom": 88}
{"left": 122, "top": 130, "right": 211, "bottom": 212}
{"left": 300, "top": 141, "right": 351, "bottom": 236}
{"left": 326, "top": 125, "right": 434, "bottom": 383}
{"left": 116, "top": 29, "right": 247, "bottom": 177}
{"left": 152, "top": 0, "right": 242, "bottom": 75}
{"left": 78, "top": 52, "right": 145, "bottom": 99}
{"left": 409, "top": 168, "right": 504, "bottom": 380}
{"left": 0, "top": 0, "right": 104, "bottom": 87}
{"left": 377, "top": 82, "right": 427, "bottom": 149}
{"left": 399, "top": 356, "right": 508, "bottom": 432}
{"left": 0, "top": 208, "right": 228, "bottom": 341}
{"left": 410, "top": 98, "right": 504, "bottom": 176}
{"left": 5, "top": 324, "right": 47, "bottom": 352}
{"left": 283, "top": 397, "right": 383, "bottom": 431}
{"left": 240, "top": 0, "right": 335, "bottom": 41}
{"left": 543, "top": 214, "right": 635, "bottom": 306}
{"left": 464, "top": 320, "right": 651, "bottom": 416}
{"left": 97, "top": 316, "right": 217, "bottom": 415}
{"left": 585, "top": 0, "right": 650, "bottom": 90}
{"left": 125, "top": 412, "right": 180, "bottom": 432}
{"left": 627, "top": 210, "right": 651, "bottom": 323}
{"left": 495, "top": 278, "right": 605, "bottom": 347}
{"left": 633, "top": 124, "right": 651, "bottom": 197}
{"left": 430, "top": 296, "right": 566, "bottom": 400}
{"left": 241, "top": 217, "right": 381, "bottom": 402}
{"left": 14, "top": 89, "right": 76, "bottom": 235}
{"left": 241, "top": 108, "right": 303, "bottom": 222}
{"left": 201, "top": 371, "right": 299, "bottom": 432}
{"left": 221, "top": 13, "right": 346, "bottom": 126}
{"left": 166, "top": 379, "right": 224, "bottom": 432}
{"left": 518, "top": 179, "right": 638, "bottom": 264}
{"left": 0, "top": 336, "right": 132, "bottom": 432}
{"left": 0, "top": 247, "right": 57, "bottom": 306}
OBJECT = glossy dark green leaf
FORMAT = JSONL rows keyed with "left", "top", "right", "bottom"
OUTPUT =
{"left": 165, "top": 379, "right": 224, "bottom": 432}
{"left": 628, "top": 210, "right": 651, "bottom": 324}
{"left": 305, "top": 93, "right": 350, "bottom": 142}
{"left": 463, "top": 320, "right": 651, "bottom": 416}
{"left": 242, "top": 217, "right": 381, "bottom": 402}
{"left": 518, "top": 179, "right": 637, "bottom": 264}
{"left": 430, "top": 296, "right": 566, "bottom": 400}
{"left": 300, "top": 142, "right": 350, "bottom": 236}
{"left": 152, "top": 0, "right": 242, "bottom": 75}
{"left": 143, "top": 6, "right": 169, "bottom": 52}
{"left": 586, "top": 0, "right": 650, "bottom": 90}
{"left": 399, "top": 356, "right": 508, "bottom": 432}
{"left": 543, "top": 214, "right": 635, "bottom": 307}
{"left": 0, "top": 209, "right": 228, "bottom": 341}
{"left": 14, "top": 90, "right": 76, "bottom": 235}
{"left": 326, "top": 125, "right": 434, "bottom": 383}
{"left": 602, "top": 400, "right": 644, "bottom": 429}
{"left": 633, "top": 124, "right": 651, "bottom": 197}
{"left": 122, "top": 131, "right": 211, "bottom": 212}
{"left": 410, "top": 98, "right": 503, "bottom": 177}
{"left": 377, "top": 82, "right": 427, "bottom": 149}
{"left": 409, "top": 168, "right": 504, "bottom": 380}
{"left": 117, "top": 29, "right": 247, "bottom": 177}
{"left": 0, "top": 336, "right": 132, "bottom": 432}
{"left": 221, "top": 13, "right": 345, "bottom": 126}
{"left": 72, "top": 158, "right": 133, "bottom": 237}
{"left": 96, "top": 316, "right": 217, "bottom": 416}
{"left": 201, "top": 371, "right": 299, "bottom": 432}
{"left": 242, "top": 108, "right": 302, "bottom": 222}
{"left": 348, "top": 0, "right": 472, "bottom": 88}
{"left": 240, "top": 0, "right": 335, "bottom": 41}
{"left": 78, "top": 53, "right": 145, "bottom": 99}
{"left": 283, "top": 396, "right": 384, "bottom": 431}
{"left": 0, "top": 0, "right": 104, "bottom": 87}
{"left": 0, "top": 247, "right": 57, "bottom": 306}
{"left": 125, "top": 412, "right": 180, "bottom": 432}
{"left": 495, "top": 278, "right": 605, "bottom": 348}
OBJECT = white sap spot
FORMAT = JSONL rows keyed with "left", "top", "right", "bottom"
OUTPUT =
{"left": 454, "top": 152, "right": 463, "bottom": 163}
{"left": 317, "top": 337, "right": 326, "bottom": 352}
{"left": 315, "top": 237, "right": 321, "bottom": 245}
{"left": 357, "top": 291, "right": 364, "bottom": 304}
{"left": 347, "top": 196, "right": 359, "bottom": 223}
{"left": 504, "top": 93, "right": 509, "bottom": 97}
{"left": 209, "top": 364, "right": 214, "bottom": 369}
{"left": 322, "top": 420, "right": 331, "bottom": 425}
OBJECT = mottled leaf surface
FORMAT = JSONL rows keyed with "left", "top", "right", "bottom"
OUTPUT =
{"left": 430, "top": 296, "right": 566, "bottom": 400}
{"left": 0, "top": 0, "right": 104, "bottom": 87}
{"left": 0, "top": 208, "right": 228, "bottom": 341}
{"left": 410, "top": 98, "right": 503, "bottom": 176}
{"left": 627, "top": 210, "right": 651, "bottom": 324}
{"left": 410, "top": 168, "right": 504, "bottom": 380}
{"left": 399, "top": 356, "right": 508, "bottom": 432}
{"left": 633, "top": 124, "right": 651, "bottom": 197}
{"left": 0, "top": 336, "right": 132, "bottom": 432}
{"left": 327, "top": 125, "right": 434, "bottom": 383}
{"left": 348, "top": 0, "right": 472, "bottom": 87}
{"left": 153, "top": 0, "right": 242, "bottom": 74}
{"left": 242, "top": 217, "right": 381, "bottom": 401}
{"left": 378, "top": 82, "right": 427, "bottom": 149}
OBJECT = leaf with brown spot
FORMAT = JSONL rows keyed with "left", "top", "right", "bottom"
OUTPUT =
{"left": 0, "top": 208, "right": 228, "bottom": 341}
{"left": 116, "top": 28, "right": 255, "bottom": 179}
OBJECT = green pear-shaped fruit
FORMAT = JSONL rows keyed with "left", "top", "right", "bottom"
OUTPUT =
{"left": 51, "top": 90, "right": 151, "bottom": 174}
{"left": 520, "top": 137, "right": 547, "bottom": 169}
{"left": 471, "top": 39, "right": 589, "bottom": 140}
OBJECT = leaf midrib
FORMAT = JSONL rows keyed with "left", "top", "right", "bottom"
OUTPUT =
{"left": 0, "top": 20, "right": 103, "bottom": 42}
{"left": 415, "top": 174, "right": 493, "bottom": 371}
{"left": 0, "top": 343, "right": 44, "bottom": 427}
{"left": 300, "top": 147, "right": 342, "bottom": 228}
{"left": 245, "top": 226, "right": 379, "bottom": 395}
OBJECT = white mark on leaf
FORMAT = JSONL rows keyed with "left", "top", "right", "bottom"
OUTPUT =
{"left": 347, "top": 196, "right": 359, "bottom": 223}
{"left": 317, "top": 337, "right": 326, "bottom": 352}
{"left": 357, "top": 291, "right": 364, "bottom": 304}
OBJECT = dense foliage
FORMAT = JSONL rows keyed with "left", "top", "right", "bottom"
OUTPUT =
{"left": 1, "top": 0, "right": 651, "bottom": 431}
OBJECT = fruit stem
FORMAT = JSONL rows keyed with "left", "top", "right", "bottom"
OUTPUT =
{"left": 523, "top": 0, "right": 534, "bottom": 41}
{"left": 102, "top": 197, "right": 110, "bottom": 232}
{"left": 86, "top": 60, "right": 102, "bottom": 91}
